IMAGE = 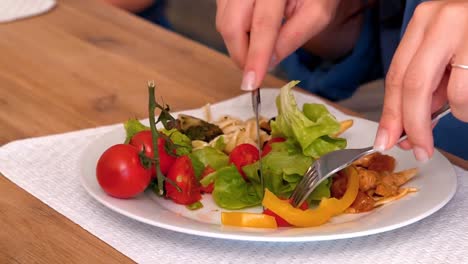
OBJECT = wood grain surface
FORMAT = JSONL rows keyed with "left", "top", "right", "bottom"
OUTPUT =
{"left": 0, "top": 0, "right": 466, "bottom": 263}
{"left": 0, "top": 0, "right": 281, "bottom": 145}
{"left": 0, "top": 0, "right": 281, "bottom": 262}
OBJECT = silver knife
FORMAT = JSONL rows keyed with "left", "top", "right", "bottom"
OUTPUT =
{"left": 251, "top": 89, "right": 264, "bottom": 197}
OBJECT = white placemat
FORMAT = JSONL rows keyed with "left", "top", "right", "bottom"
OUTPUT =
{"left": 1, "top": 125, "right": 467, "bottom": 263}
{"left": 0, "top": 0, "right": 56, "bottom": 23}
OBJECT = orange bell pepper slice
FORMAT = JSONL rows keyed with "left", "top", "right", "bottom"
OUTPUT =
{"left": 262, "top": 166, "right": 359, "bottom": 227}
{"left": 221, "top": 212, "right": 278, "bottom": 229}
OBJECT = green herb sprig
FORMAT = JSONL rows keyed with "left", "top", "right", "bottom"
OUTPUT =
{"left": 147, "top": 81, "right": 181, "bottom": 195}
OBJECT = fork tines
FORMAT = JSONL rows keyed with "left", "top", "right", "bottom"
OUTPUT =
{"left": 291, "top": 164, "right": 319, "bottom": 207}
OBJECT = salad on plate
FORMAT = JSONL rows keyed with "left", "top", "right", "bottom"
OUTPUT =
{"left": 95, "top": 81, "right": 418, "bottom": 229}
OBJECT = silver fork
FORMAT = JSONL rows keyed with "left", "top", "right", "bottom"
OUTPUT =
{"left": 290, "top": 103, "right": 452, "bottom": 207}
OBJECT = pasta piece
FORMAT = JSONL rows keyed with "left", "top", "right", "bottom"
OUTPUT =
{"left": 224, "top": 130, "right": 240, "bottom": 153}
{"left": 212, "top": 115, "right": 270, "bottom": 153}
{"left": 200, "top": 104, "right": 271, "bottom": 153}
{"left": 192, "top": 140, "right": 209, "bottom": 150}
{"left": 203, "top": 103, "right": 212, "bottom": 123}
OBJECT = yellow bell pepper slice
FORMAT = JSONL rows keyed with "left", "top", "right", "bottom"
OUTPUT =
{"left": 221, "top": 212, "right": 278, "bottom": 229}
{"left": 262, "top": 166, "right": 359, "bottom": 227}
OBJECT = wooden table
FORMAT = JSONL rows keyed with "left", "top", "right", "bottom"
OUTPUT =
{"left": 0, "top": 1, "right": 466, "bottom": 263}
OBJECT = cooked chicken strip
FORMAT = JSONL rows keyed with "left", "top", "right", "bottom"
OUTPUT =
{"left": 381, "top": 168, "right": 418, "bottom": 187}
{"left": 357, "top": 167, "right": 378, "bottom": 192}
{"left": 352, "top": 152, "right": 379, "bottom": 168}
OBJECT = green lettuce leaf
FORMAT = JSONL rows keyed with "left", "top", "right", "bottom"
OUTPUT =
{"left": 304, "top": 135, "right": 347, "bottom": 159}
{"left": 243, "top": 141, "right": 329, "bottom": 201}
{"left": 124, "top": 118, "right": 149, "bottom": 143}
{"left": 212, "top": 136, "right": 226, "bottom": 151}
{"left": 244, "top": 142, "right": 311, "bottom": 193}
{"left": 161, "top": 129, "right": 193, "bottom": 155}
{"left": 188, "top": 153, "right": 205, "bottom": 180}
{"left": 191, "top": 147, "right": 229, "bottom": 170}
{"left": 212, "top": 166, "right": 261, "bottom": 209}
{"left": 186, "top": 201, "right": 204, "bottom": 210}
{"left": 307, "top": 178, "right": 332, "bottom": 202}
{"left": 243, "top": 142, "right": 331, "bottom": 202}
{"left": 270, "top": 81, "right": 346, "bottom": 158}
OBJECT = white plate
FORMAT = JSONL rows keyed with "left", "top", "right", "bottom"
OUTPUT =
{"left": 80, "top": 89, "right": 457, "bottom": 242}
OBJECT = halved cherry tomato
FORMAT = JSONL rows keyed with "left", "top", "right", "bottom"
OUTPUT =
{"left": 263, "top": 198, "right": 308, "bottom": 227}
{"left": 96, "top": 144, "right": 152, "bottom": 199}
{"left": 165, "top": 155, "right": 201, "bottom": 205}
{"left": 129, "top": 130, "right": 176, "bottom": 176}
{"left": 200, "top": 166, "right": 216, "bottom": 193}
{"left": 229, "top": 143, "right": 260, "bottom": 180}
{"left": 261, "top": 137, "right": 286, "bottom": 157}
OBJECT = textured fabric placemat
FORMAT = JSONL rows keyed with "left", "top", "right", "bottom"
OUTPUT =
{"left": 0, "top": 0, "right": 56, "bottom": 23}
{"left": 1, "top": 122, "right": 467, "bottom": 264}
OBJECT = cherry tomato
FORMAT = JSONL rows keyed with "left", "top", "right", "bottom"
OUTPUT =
{"left": 263, "top": 198, "right": 308, "bottom": 227}
{"left": 129, "top": 130, "right": 176, "bottom": 177}
{"left": 165, "top": 155, "right": 202, "bottom": 205}
{"left": 261, "top": 137, "right": 286, "bottom": 157}
{"left": 96, "top": 144, "right": 152, "bottom": 199}
{"left": 200, "top": 166, "right": 216, "bottom": 193}
{"left": 229, "top": 143, "right": 260, "bottom": 180}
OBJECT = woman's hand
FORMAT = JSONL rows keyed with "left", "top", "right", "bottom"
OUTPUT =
{"left": 375, "top": 0, "right": 468, "bottom": 162}
{"left": 216, "top": 0, "right": 342, "bottom": 91}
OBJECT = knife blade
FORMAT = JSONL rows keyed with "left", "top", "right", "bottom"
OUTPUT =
{"left": 251, "top": 89, "right": 264, "bottom": 197}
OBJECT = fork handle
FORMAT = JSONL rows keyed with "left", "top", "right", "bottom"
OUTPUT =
{"left": 396, "top": 103, "right": 451, "bottom": 144}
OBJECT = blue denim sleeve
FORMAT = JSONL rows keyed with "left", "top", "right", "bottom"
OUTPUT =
{"left": 137, "top": 0, "right": 171, "bottom": 29}
{"left": 279, "top": 9, "right": 381, "bottom": 101}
